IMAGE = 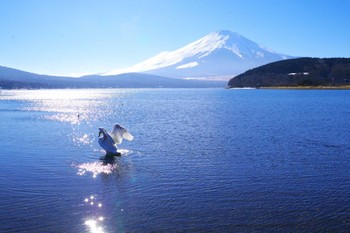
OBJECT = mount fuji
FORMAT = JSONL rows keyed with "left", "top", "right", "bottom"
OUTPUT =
{"left": 104, "top": 30, "right": 294, "bottom": 80}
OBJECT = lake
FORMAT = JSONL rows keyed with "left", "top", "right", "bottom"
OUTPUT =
{"left": 0, "top": 88, "right": 349, "bottom": 232}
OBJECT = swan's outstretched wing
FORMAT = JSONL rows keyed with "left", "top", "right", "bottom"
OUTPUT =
{"left": 111, "top": 124, "right": 134, "bottom": 145}
{"left": 123, "top": 131, "right": 134, "bottom": 141}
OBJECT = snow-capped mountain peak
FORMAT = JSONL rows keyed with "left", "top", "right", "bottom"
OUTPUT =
{"left": 104, "top": 30, "right": 293, "bottom": 80}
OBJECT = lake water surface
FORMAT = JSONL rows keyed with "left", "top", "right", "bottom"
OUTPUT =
{"left": 0, "top": 89, "right": 349, "bottom": 232}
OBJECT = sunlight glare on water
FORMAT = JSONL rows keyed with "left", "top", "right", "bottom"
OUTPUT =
{"left": 71, "top": 132, "right": 94, "bottom": 146}
{"left": 85, "top": 219, "right": 105, "bottom": 233}
{"left": 73, "top": 149, "right": 132, "bottom": 177}
{"left": 83, "top": 195, "right": 106, "bottom": 233}
{"left": 0, "top": 89, "right": 131, "bottom": 101}
{"left": 1, "top": 89, "right": 133, "bottom": 125}
{"left": 75, "top": 161, "right": 118, "bottom": 177}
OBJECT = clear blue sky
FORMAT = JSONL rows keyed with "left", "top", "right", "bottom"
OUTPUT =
{"left": 1, "top": 0, "right": 349, "bottom": 76}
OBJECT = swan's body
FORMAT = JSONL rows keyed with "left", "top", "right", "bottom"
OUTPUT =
{"left": 98, "top": 124, "right": 134, "bottom": 155}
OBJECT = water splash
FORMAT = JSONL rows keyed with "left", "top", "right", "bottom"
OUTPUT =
{"left": 116, "top": 149, "right": 132, "bottom": 156}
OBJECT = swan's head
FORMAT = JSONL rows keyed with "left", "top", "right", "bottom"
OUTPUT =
{"left": 98, "top": 127, "right": 106, "bottom": 138}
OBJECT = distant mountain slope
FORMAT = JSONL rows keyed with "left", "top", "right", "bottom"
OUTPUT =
{"left": 0, "top": 66, "right": 84, "bottom": 89}
{"left": 104, "top": 30, "right": 294, "bottom": 80}
{"left": 80, "top": 73, "right": 225, "bottom": 88}
{"left": 228, "top": 57, "right": 350, "bottom": 88}
{"left": 0, "top": 65, "right": 225, "bottom": 89}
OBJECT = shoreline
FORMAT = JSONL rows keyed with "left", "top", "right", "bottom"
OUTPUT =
{"left": 259, "top": 85, "right": 350, "bottom": 90}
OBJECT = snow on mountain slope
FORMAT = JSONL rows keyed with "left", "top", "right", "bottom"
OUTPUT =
{"left": 104, "top": 30, "right": 294, "bottom": 80}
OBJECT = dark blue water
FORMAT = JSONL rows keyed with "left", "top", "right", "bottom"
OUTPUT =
{"left": 0, "top": 89, "right": 349, "bottom": 232}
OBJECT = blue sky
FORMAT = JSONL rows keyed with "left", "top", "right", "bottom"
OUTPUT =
{"left": 0, "top": 0, "right": 349, "bottom": 76}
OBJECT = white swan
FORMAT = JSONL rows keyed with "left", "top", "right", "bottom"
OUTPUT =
{"left": 98, "top": 124, "right": 134, "bottom": 155}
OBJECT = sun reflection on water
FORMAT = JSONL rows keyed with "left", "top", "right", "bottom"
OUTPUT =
{"left": 43, "top": 113, "right": 82, "bottom": 124}
{"left": 83, "top": 195, "right": 106, "bottom": 233}
{"left": 71, "top": 132, "right": 94, "bottom": 146}
{"left": 74, "top": 161, "right": 118, "bottom": 177}
{"left": 0, "top": 89, "right": 132, "bottom": 101}
{"left": 1, "top": 89, "right": 131, "bottom": 125}
{"left": 85, "top": 219, "right": 105, "bottom": 233}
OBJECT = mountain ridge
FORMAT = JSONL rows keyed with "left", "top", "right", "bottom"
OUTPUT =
{"left": 104, "top": 30, "right": 294, "bottom": 80}
{"left": 0, "top": 65, "right": 225, "bottom": 89}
